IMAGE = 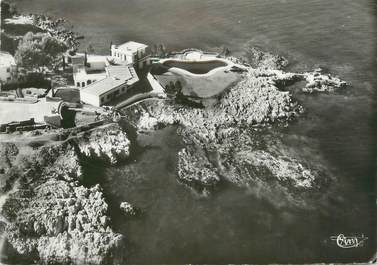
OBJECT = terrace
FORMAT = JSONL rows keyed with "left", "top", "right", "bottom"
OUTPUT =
{"left": 150, "top": 50, "right": 246, "bottom": 99}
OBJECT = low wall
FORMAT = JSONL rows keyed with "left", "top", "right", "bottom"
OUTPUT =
{"left": 0, "top": 96, "right": 38, "bottom": 104}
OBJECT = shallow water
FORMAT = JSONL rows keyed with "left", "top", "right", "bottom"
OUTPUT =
{"left": 11, "top": 0, "right": 377, "bottom": 263}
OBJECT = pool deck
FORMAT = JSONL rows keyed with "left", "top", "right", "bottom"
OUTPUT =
{"left": 159, "top": 57, "right": 240, "bottom": 77}
{"left": 154, "top": 51, "right": 247, "bottom": 98}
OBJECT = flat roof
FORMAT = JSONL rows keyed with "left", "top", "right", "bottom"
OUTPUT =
{"left": 0, "top": 98, "right": 61, "bottom": 124}
{"left": 80, "top": 65, "right": 139, "bottom": 96}
{"left": 71, "top": 53, "right": 109, "bottom": 63}
{"left": 73, "top": 68, "right": 107, "bottom": 82}
{"left": 116, "top": 41, "right": 148, "bottom": 54}
{"left": 0, "top": 52, "right": 16, "bottom": 67}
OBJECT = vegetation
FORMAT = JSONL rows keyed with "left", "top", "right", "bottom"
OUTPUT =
{"left": 2, "top": 72, "right": 51, "bottom": 90}
{"left": 86, "top": 44, "right": 95, "bottom": 54}
{"left": 15, "top": 32, "right": 68, "bottom": 70}
{"left": 1, "top": 1, "right": 17, "bottom": 20}
{"left": 0, "top": 32, "right": 18, "bottom": 54}
{"left": 164, "top": 80, "right": 182, "bottom": 96}
{"left": 220, "top": 46, "right": 231, "bottom": 57}
{"left": 150, "top": 43, "right": 167, "bottom": 57}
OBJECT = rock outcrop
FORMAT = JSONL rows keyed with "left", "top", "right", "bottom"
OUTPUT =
{"left": 302, "top": 68, "right": 347, "bottom": 93}
{"left": 0, "top": 143, "right": 19, "bottom": 193}
{"left": 75, "top": 123, "right": 130, "bottom": 165}
{"left": 124, "top": 48, "right": 342, "bottom": 204}
{"left": 31, "top": 14, "right": 80, "bottom": 49}
{"left": 244, "top": 46, "right": 289, "bottom": 69}
{"left": 119, "top": 202, "right": 139, "bottom": 217}
{"left": 0, "top": 123, "right": 130, "bottom": 264}
{"left": 177, "top": 145, "right": 220, "bottom": 192}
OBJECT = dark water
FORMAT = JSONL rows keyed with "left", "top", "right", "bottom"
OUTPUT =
{"left": 13, "top": 0, "right": 377, "bottom": 263}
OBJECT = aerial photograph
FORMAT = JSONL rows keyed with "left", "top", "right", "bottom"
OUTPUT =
{"left": 0, "top": 0, "right": 376, "bottom": 264}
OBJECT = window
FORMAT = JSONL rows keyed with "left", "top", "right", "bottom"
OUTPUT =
{"left": 6, "top": 68, "right": 10, "bottom": 73}
{"left": 122, "top": 87, "right": 125, "bottom": 92}
{"left": 77, "top": 82, "right": 80, "bottom": 87}
{"left": 87, "top": 80, "right": 92, "bottom": 85}
{"left": 81, "top": 82, "right": 85, "bottom": 87}
{"left": 101, "top": 97, "right": 104, "bottom": 103}
{"left": 107, "top": 95, "right": 110, "bottom": 99}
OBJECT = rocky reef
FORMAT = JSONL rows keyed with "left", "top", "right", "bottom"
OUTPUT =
{"left": 0, "top": 123, "right": 129, "bottom": 264}
{"left": 244, "top": 46, "right": 289, "bottom": 69}
{"left": 302, "top": 68, "right": 347, "bottom": 93}
{"left": 119, "top": 202, "right": 139, "bottom": 217}
{"left": 177, "top": 145, "right": 220, "bottom": 194}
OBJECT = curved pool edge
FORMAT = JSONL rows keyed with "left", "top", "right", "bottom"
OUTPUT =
{"left": 159, "top": 57, "right": 236, "bottom": 77}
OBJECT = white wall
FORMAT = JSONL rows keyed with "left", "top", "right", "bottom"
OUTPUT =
{"left": 80, "top": 91, "right": 101, "bottom": 107}
{"left": 87, "top": 61, "right": 106, "bottom": 71}
{"left": 0, "top": 66, "right": 15, "bottom": 83}
{"left": 80, "top": 83, "right": 132, "bottom": 107}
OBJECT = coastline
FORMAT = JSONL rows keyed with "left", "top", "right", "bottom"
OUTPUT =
{"left": 0, "top": 123, "right": 130, "bottom": 264}
{"left": 0, "top": 7, "right": 354, "bottom": 264}
{"left": 0, "top": 44, "right": 347, "bottom": 263}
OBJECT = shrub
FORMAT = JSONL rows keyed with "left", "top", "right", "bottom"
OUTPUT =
{"left": 15, "top": 32, "right": 68, "bottom": 70}
{"left": 1, "top": 1, "right": 17, "bottom": 20}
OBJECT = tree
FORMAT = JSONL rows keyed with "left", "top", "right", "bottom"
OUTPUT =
{"left": 15, "top": 32, "right": 67, "bottom": 70}
{"left": 86, "top": 44, "right": 95, "bottom": 54}
{"left": 1, "top": 1, "right": 17, "bottom": 20}
{"left": 175, "top": 80, "right": 182, "bottom": 94}
{"left": 159, "top": 44, "right": 166, "bottom": 57}
{"left": 221, "top": 46, "right": 231, "bottom": 57}
{"left": 151, "top": 44, "right": 158, "bottom": 56}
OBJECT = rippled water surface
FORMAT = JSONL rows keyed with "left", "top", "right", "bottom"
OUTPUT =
{"left": 13, "top": 0, "right": 377, "bottom": 262}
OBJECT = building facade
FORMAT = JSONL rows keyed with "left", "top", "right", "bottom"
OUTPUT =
{"left": 0, "top": 52, "right": 17, "bottom": 87}
{"left": 70, "top": 53, "right": 109, "bottom": 88}
{"left": 80, "top": 65, "right": 139, "bottom": 107}
{"left": 111, "top": 41, "right": 151, "bottom": 69}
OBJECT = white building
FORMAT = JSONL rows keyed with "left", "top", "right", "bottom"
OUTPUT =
{"left": 80, "top": 65, "right": 139, "bottom": 107}
{"left": 71, "top": 53, "right": 110, "bottom": 88}
{"left": 111, "top": 41, "right": 150, "bottom": 69}
{"left": 0, "top": 52, "right": 17, "bottom": 86}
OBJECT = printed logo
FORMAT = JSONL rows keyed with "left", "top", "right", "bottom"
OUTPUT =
{"left": 330, "top": 234, "right": 368, "bottom": 249}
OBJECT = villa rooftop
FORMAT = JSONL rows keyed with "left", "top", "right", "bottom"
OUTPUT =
{"left": 80, "top": 65, "right": 139, "bottom": 96}
{"left": 116, "top": 41, "right": 148, "bottom": 54}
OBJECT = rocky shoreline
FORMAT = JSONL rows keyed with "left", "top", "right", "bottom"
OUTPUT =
{"left": 0, "top": 46, "right": 347, "bottom": 263}
{"left": 3, "top": 12, "right": 80, "bottom": 53}
{"left": 0, "top": 123, "right": 129, "bottom": 264}
{"left": 30, "top": 14, "right": 80, "bottom": 50}
{"left": 123, "top": 48, "right": 346, "bottom": 206}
